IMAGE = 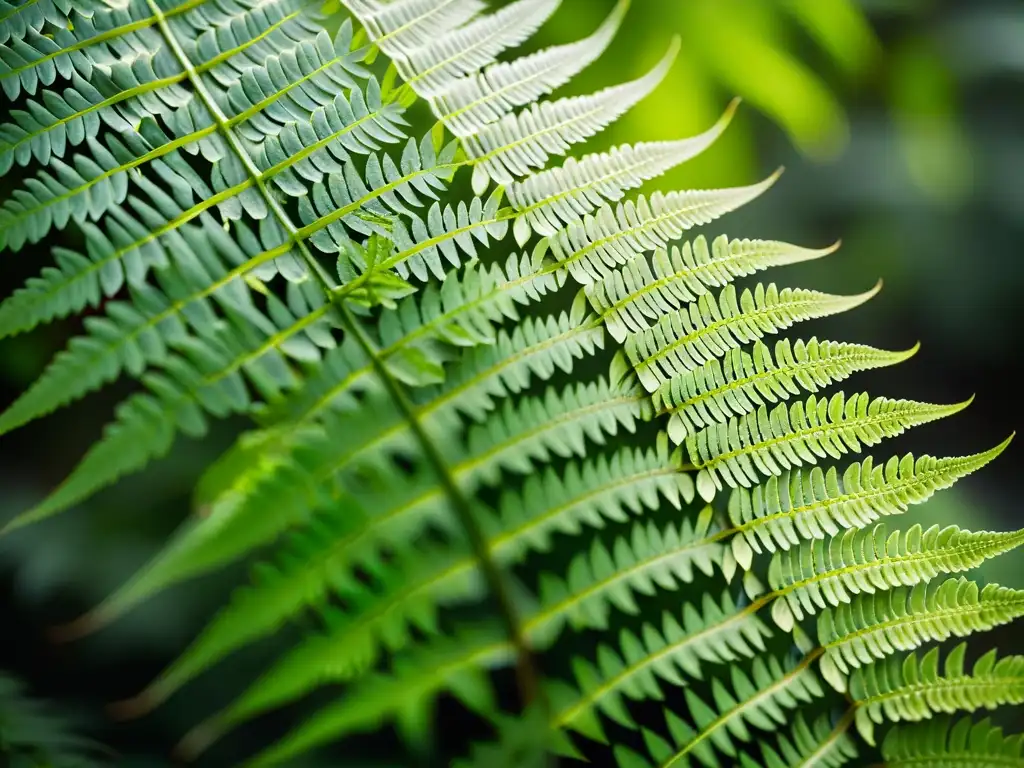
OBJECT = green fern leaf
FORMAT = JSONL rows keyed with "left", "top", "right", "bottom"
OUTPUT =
{"left": 237, "top": 625, "right": 511, "bottom": 768}
{"left": 399, "top": 0, "right": 559, "bottom": 96}
{"left": 656, "top": 337, "right": 917, "bottom": 443}
{"left": 820, "top": 577, "right": 1024, "bottom": 694}
{"left": 882, "top": 716, "right": 1024, "bottom": 767}
{"left": 0, "top": 0, "right": 75, "bottom": 45}
{"left": 745, "top": 713, "right": 857, "bottom": 768}
{"left": 138, "top": 441, "right": 687, "bottom": 730}
{"left": 614, "top": 653, "right": 824, "bottom": 767}
{"left": 508, "top": 101, "right": 738, "bottom": 243}
{"left": 433, "top": 0, "right": 629, "bottom": 139}
{"left": 768, "top": 523, "right": 1024, "bottom": 631}
{"left": 727, "top": 438, "right": 1012, "bottom": 559}
{"left": 552, "top": 590, "right": 773, "bottom": 748}
{"left": 549, "top": 172, "right": 783, "bottom": 285}
{"left": 528, "top": 507, "right": 724, "bottom": 644}
{"left": 465, "top": 37, "right": 679, "bottom": 194}
{"left": 627, "top": 280, "right": 879, "bottom": 393}
{"left": 689, "top": 391, "right": 973, "bottom": 499}
{"left": 591, "top": 235, "right": 840, "bottom": 344}
{"left": 851, "top": 643, "right": 1024, "bottom": 745}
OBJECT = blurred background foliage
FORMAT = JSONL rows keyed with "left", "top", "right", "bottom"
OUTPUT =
{"left": 0, "top": 0, "right": 1021, "bottom": 764}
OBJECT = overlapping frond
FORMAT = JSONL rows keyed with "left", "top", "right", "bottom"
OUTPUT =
{"left": 431, "top": 0, "right": 629, "bottom": 138}
{"left": 882, "top": 716, "right": 1024, "bottom": 767}
{"left": 851, "top": 644, "right": 1024, "bottom": 745}
{"left": 464, "top": 36, "right": 680, "bottom": 193}
{"left": 745, "top": 713, "right": 858, "bottom": 768}
{"left": 626, "top": 281, "right": 880, "bottom": 394}
{"left": 551, "top": 589, "right": 774, "bottom": 751}
{"left": 590, "top": 235, "right": 839, "bottom": 343}
{"left": 549, "top": 171, "right": 783, "bottom": 285}
{"left": 508, "top": 102, "right": 739, "bottom": 243}
{"left": 819, "top": 578, "right": 1024, "bottom": 693}
{"left": 689, "top": 391, "right": 973, "bottom": 499}
{"left": 614, "top": 654, "right": 824, "bottom": 768}
{"left": 727, "top": 438, "right": 1012, "bottom": 558}
{"left": 655, "top": 337, "right": 917, "bottom": 442}
{"left": 768, "top": 523, "right": 1024, "bottom": 631}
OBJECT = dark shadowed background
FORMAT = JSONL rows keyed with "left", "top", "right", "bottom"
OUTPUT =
{"left": 1, "top": 0, "right": 1021, "bottom": 764}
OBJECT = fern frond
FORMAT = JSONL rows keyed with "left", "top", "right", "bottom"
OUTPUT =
{"left": 346, "top": 0, "right": 486, "bottom": 69}
{"left": 689, "top": 391, "right": 973, "bottom": 500}
{"left": 0, "top": 216, "right": 340, "bottom": 436}
{"left": 626, "top": 280, "right": 879, "bottom": 394}
{"left": 10, "top": 243, "right": 560, "bottom": 527}
{"left": 727, "top": 438, "right": 1012, "bottom": 558}
{"left": 656, "top": 337, "right": 917, "bottom": 443}
{"left": 551, "top": 590, "right": 773, "bottom": 750}
{"left": 508, "top": 101, "right": 738, "bottom": 243}
{"left": 614, "top": 653, "right": 824, "bottom": 768}
{"left": 768, "top": 523, "right": 1024, "bottom": 631}
{"left": 78, "top": 367, "right": 644, "bottom": 640}
{"left": 458, "top": 375, "right": 651, "bottom": 486}
{"left": 390, "top": 189, "right": 513, "bottom": 280}
{"left": 484, "top": 435, "right": 692, "bottom": 561}
{"left": 851, "top": 643, "right": 1024, "bottom": 745}
{"left": 133, "top": 440, "right": 688, "bottom": 715}
{"left": 0, "top": 0, "right": 74, "bottom": 45}
{"left": 1, "top": 0, "right": 1018, "bottom": 765}
{"left": 399, "top": 0, "right": 559, "bottom": 97}
{"left": 882, "top": 716, "right": 1024, "bottom": 767}
{"left": 0, "top": 66, "right": 402, "bottom": 329}
{"left": 464, "top": 37, "right": 679, "bottom": 193}
{"left": 749, "top": 713, "right": 858, "bottom": 768}
{"left": 528, "top": 507, "right": 724, "bottom": 643}
{"left": 549, "top": 171, "right": 783, "bottom": 285}
{"left": 432, "top": 0, "right": 628, "bottom": 138}
{"left": 238, "top": 625, "right": 511, "bottom": 768}
{"left": 0, "top": 2, "right": 156, "bottom": 101}
{"left": 168, "top": 467, "right": 705, "bottom": 745}
{"left": 0, "top": 17, "right": 366, "bottom": 174}
{"left": 819, "top": 577, "right": 1024, "bottom": 694}
{"left": 590, "top": 234, "right": 839, "bottom": 344}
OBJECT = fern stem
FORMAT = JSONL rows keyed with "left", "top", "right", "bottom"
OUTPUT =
{"left": 795, "top": 707, "right": 856, "bottom": 768}
{"left": 336, "top": 301, "right": 543, "bottom": 706}
{"left": 659, "top": 647, "right": 825, "bottom": 768}
{"left": 145, "top": 0, "right": 544, "bottom": 710}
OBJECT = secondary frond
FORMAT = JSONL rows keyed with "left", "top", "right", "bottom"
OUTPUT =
{"left": 748, "top": 713, "right": 858, "bottom": 768}
{"left": 626, "top": 280, "right": 879, "bottom": 394}
{"left": 882, "top": 716, "right": 1024, "bottom": 767}
{"left": 726, "top": 438, "right": 1012, "bottom": 558}
{"left": 508, "top": 102, "right": 739, "bottom": 243}
{"left": 688, "top": 391, "right": 973, "bottom": 499}
{"left": 136, "top": 440, "right": 690, "bottom": 715}
{"left": 551, "top": 589, "right": 774, "bottom": 751}
{"left": 464, "top": 36, "right": 680, "bottom": 193}
{"left": 819, "top": 577, "right": 1024, "bottom": 694}
{"left": 656, "top": 337, "right": 917, "bottom": 443}
{"left": 431, "top": 0, "right": 629, "bottom": 138}
{"left": 767, "top": 523, "right": 1024, "bottom": 631}
{"left": 851, "top": 643, "right": 1024, "bottom": 745}
{"left": 614, "top": 653, "right": 824, "bottom": 768}
{"left": 591, "top": 235, "right": 840, "bottom": 344}
{"left": 549, "top": 171, "right": 783, "bottom": 285}
{"left": 529, "top": 507, "right": 724, "bottom": 642}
